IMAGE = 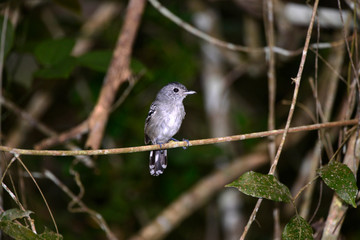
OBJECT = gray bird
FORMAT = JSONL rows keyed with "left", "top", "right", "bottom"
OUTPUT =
{"left": 144, "top": 82, "right": 196, "bottom": 176}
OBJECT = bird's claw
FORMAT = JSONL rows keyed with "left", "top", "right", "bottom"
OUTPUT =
{"left": 182, "top": 138, "right": 190, "bottom": 149}
{"left": 170, "top": 138, "right": 189, "bottom": 149}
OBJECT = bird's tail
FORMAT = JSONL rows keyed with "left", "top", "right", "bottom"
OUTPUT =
{"left": 149, "top": 150, "right": 167, "bottom": 176}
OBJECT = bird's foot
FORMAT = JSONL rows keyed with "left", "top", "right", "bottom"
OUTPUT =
{"left": 171, "top": 138, "right": 189, "bottom": 149}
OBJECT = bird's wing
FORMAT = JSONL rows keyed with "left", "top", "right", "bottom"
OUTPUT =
{"left": 145, "top": 103, "right": 156, "bottom": 125}
{"left": 144, "top": 103, "right": 157, "bottom": 144}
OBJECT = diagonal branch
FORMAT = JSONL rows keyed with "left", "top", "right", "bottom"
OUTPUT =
{"left": 240, "top": 0, "right": 320, "bottom": 239}
{"left": 85, "top": 0, "right": 146, "bottom": 150}
{"left": 35, "top": 121, "right": 88, "bottom": 150}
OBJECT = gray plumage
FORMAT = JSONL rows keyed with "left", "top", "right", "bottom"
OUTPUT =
{"left": 144, "top": 82, "right": 196, "bottom": 176}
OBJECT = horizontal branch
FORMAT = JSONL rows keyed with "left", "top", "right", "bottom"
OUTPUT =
{"left": 0, "top": 119, "right": 357, "bottom": 157}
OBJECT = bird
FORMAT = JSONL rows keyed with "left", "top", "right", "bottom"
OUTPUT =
{"left": 144, "top": 82, "right": 196, "bottom": 176}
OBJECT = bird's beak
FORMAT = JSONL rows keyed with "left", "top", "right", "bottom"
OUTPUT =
{"left": 185, "top": 90, "right": 196, "bottom": 95}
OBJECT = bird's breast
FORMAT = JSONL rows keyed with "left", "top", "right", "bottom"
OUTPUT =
{"left": 155, "top": 105, "right": 185, "bottom": 143}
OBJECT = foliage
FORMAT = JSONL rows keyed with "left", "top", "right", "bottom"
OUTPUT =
{"left": 318, "top": 161, "right": 358, "bottom": 208}
{"left": 226, "top": 171, "right": 292, "bottom": 203}
{"left": 282, "top": 215, "right": 313, "bottom": 240}
{"left": 0, "top": 209, "right": 62, "bottom": 240}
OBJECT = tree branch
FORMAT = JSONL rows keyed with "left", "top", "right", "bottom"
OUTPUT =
{"left": 85, "top": 0, "right": 146, "bottom": 149}
{"left": 0, "top": 119, "right": 356, "bottom": 156}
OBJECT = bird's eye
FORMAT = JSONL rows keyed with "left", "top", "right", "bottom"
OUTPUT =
{"left": 173, "top": 88, "right": 179, "bottom": 93}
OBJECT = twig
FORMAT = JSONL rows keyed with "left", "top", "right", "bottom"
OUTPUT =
{"left": 0, "top": 156, "right": 36, "bottom": 233}
{"left": 337, "top": 0, "right": 359, "bottom": 82}
{"left": 148, "top": 0, "right": 347, "bottom": 57}
{"left": 293, "top": 176, "right": 319, "bottom": 202}
{"left": 34, "top": 71, "right": 141, "bottom": 150}
{"left": 263, "top": 0, "right": 280, "bottom": 238}
{"left": 298, "top": 30, "right": 345, "bottom": 221}
{"left": 264, "top": 0, "right": 277, "bottom": 161}
{"left": 110, "top": 70, "right": 143, "bottom": 112}
{"left": 13, "top": 154, "right": 59, "bottom": 234}
{"left": 269, "top": 0, "right": 319, "bottom": 174}
{"left": 309, "top": 48, "right": 347, "bottom": 84}
{"left": 148, "top": 0, "right": 261, "bottom": 53}
{"left": 43, "top": 170, "right": 118, "bottom": 240}
{"left": 0, "top": 119, "right": 356, "bottom": 157}
{"left": 1, "top": 96, "right": 94, "bottom": 167}
{"left": 1, "top": 182, "right": 37, "bottom": 234}
{"left": 0, "top": 95, "right": 55, "bottom": 138}
{"left": 240, "top": 0, "right": 320, "bottom": 239}
{"left": 34, "top": 121, "right": 88, "bottom": 150}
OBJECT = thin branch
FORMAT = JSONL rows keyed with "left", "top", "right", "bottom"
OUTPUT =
{"left": 309, "top": 48, "right": 347, "bottom": 84}
{"left": 1, "top": 96, "right": 94, "bottom": 167}
{"left": 110, "top": 70, "right": 143, "bottom": 112}
{"left": 13, "top": 154, "right": 59, "bottom": 234}
{"left": 264, "top": 0, "right": 277, "bottom": 160}
{"left": 293, "top": 176, "right": 319, "bottom": 202}
{"left": 148, "top": 0, "right": 260, "bottom": 53}
{"left": 0, "top": 119, "right": 356, "bottom": 157}
{"left": 269, "top": 0, "right": 319, "bottom": 175}
{"left": 43, "top": 170, "right": 117, "bottom": 240}
{"left": 0, "top": 96, "right": 55, "bottom": 138}
{"left": 240, "top": 0, "right": 320, "bottom": 239}
{"left": 263, "top": 0, "right": 280, "bottom": 238}
{"left": 337, "top": 0, "right": 359, "bottom": 82}
{"left": 34, "top": 121, "right": 88, "bottom": 150}
{"left": 34, "top": 71, "right": 141, "bottom": 150}
{"left": 148, "top": 0, "right": 348, "bottom": 57}
{"left": 1, "top": 182, "right": 37, "bottom": 233}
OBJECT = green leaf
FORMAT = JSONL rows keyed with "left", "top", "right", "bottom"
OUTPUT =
{"left": 282, "top": 215, "right": 314, "bottom": 240}
{"left": 34, "top": 38, "right": 75, "bottom": 66}
{"left": 318, "top": 161, "right": 358, "bottom": 208}
{"left": 77, "top": 50, "right": 112, "bottom": 72}
{"left": 54, "top": 0, "right": 82, "bottom": 14}
{"left": 0, "top": 210, "right": 62, "bottom": 240}
{"left": 0, "top": 208, "right": 33, "bottom": 221}
{"left": 35, "top": 56, "right": 77, "bottom": 79}
{"left": 0, "top": 16, "right": 15, "bottom": 58}
{"left": 0, "top": 220, "right": 41, "bottom": 240}
{"left": 226, "top": 171, "right": 292, "bottom": 202}
{"left": 39, "top": 228, "right": 63, "bottom": 240}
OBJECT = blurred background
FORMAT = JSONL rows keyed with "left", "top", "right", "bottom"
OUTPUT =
{"left": 1, "top": 0, "right": 359, "bottom": 239}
